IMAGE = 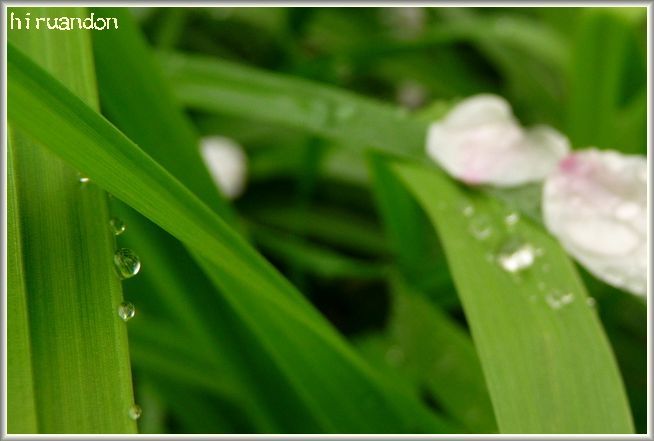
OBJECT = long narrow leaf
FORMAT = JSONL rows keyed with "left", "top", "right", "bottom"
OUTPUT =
{"left": 8, "top": 41, "right": 455, "bottom": 434}
{"left": 8, "top": 8, "right": 136, "bottom": 433}
{"left": 7, "top": 132, "right": 38, "bottom": 434}
{"left": 391, "top": 160, "right": 633, "bottom": 433}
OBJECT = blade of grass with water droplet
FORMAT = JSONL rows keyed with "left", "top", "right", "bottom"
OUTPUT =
{"left": 8, "top": 41, "right": 456, "bottom": 434}
{"left": 368, "top": 153, "right": 496, "bottom": 432}
{"left": 160, "top": 51, "right": 427, "bottom": 158}
{"left": 7, "top": 7, "right": 136, "bottom": 433}
{"left": 89, "top": 11, "right": 448, "bottom": 432}
{"left": 390, "top": 160, "right": 633, "bottom": 434}
{"left": 157, "top": 46, "right": 643, "bottom": 432}
{"left": 90, "top": 11, "right": 273, "bottom": 428}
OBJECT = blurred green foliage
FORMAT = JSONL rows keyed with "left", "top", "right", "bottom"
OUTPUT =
{"left": 119, "top": 6, "right": 645, "bottom": 434}
{"left": 9, "top": 6, "right": 646, "bottom": 435}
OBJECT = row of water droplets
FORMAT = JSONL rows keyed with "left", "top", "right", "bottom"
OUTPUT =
{"left": 273, "top": 95, "right": 410, "bottom": 132}
{"left": 79, "top": 174, "right": 142, "bottom": 421}
{"left": 460, "top": 200, "right": 596, "bottom": 311}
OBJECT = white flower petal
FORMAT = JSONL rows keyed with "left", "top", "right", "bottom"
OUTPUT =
{"left": 200, "top": 136, "right": 248, "bottom": 200}
{"left": 426, "top": 94, "right": 570, "bottom": 186}
{"left": 543, "top": 149, "right": 647, "bottom": 297}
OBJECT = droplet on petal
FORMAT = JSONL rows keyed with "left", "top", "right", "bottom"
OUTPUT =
{"left": 200, "top": 136, "right": 248, "bottom": 200}
{"left": 426, "top": 94, "right": 570, "bottom": 187}
{"left": 542, "top": 149, "right": 646, "bottom": 297}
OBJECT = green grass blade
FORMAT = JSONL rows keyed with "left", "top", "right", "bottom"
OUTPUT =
{"left": 8, "top": 41, "right": 454, "bottom": 434}
{"left": 110, "top": 202, "right": 282, "bottom": 432}
{"left": 7, "top": 132, "right": 38, "bottom": 434}
{"left": 91, "top": 7, "right": 236, "bottom": 223}
{"left": 90, "top": 15, "right": 448, "bottom": 432}
{"left": 160, "top": 51, "right": 427, "bottom": 157}
{"left": 7, "top": 8, "right": 136, "bottom": 433}
{"left": 387, "top": 279, "right": 497, "bottom": 433}
{"left": 368, "top": 154, "right": 496, "bottom": 432}
{"left": 391, "top": 161, "right": 633, "bottom": 434}
{"left": 567, "top": 8, "right": 646, "bottom": 152}
{"left": 250, "top": 223, "right": 387, "bottom": 280}
{"left": 248, "top": 205, "right": 388, "bottom": 256}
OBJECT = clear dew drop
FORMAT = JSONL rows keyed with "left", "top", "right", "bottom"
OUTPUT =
{"left": 461, "top": 204, "right": 475, "bottom": 218}
{"left": 109, "top": 217, "right": 126, "bottom": 236}
{"left": 77, "top": 173, "right": 90, "bottom": 184}
{"left": 545, "top": 290, "right": 575, "bottom": 310}
{"left": 504, "top": 212, "right": 520, "bottom": 228}
{"left": 113, "top": 248, "right": 141, "bottom": 280}
{"left": 586, "top": 297, "right": 597, "bottom": 308}
{"left": 128, "top": 404, "right": 142, "bottom": 420}
{"left": 468, "top": 215, "right": 493, "bottom": 241}
{"left": 496, "top": 240, "right": 536, "bottom": 273}
{"left": 117, "top": 302, "right": 135, "bottom": 321}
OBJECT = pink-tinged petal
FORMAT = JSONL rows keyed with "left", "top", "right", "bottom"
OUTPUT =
{"left": 543, "top": 149, "right": 647, "bottom": 297}
{"left": 200, "top": 136, "right": 248, "bottom": 200}
{"left": 426, "top": 94, "right": 570, "bottom": 187}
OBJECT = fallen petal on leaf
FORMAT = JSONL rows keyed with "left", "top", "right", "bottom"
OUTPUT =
{"left": 426, "top": 94, "right": 570, "bottom": 187}
{"left": 543, "top": 149, "right": 647, "bottom": 297}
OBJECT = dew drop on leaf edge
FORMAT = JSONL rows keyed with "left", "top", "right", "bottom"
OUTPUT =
{"left": 109, "top": 217, "right": 126, "bottom": 236}
{"left": 113, "top": 248, "right": 141, "bottom": 280}
{"left": 117, "top": 302, "right": 135, "bottom": 322}
{"left": 128, "top": 404, "right": 142, "bottom": 420}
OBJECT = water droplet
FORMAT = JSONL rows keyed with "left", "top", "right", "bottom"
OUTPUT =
{"left": 118, "top": 302, "right": 135, "bottom": 321}
{"left": 586, "top": 297, "right": 597, "bottom": 308}
{"left": 113, "top": 248, "right": 141, "bottom": 280}
{"left": 128, "top": 404, "right": 142, "bottom": 420}
{"left": 469, "top": 215, "right": 493, "bottom": 241}
{"left": 497, "top": 240, "right": 536, "bottom": 273}
{"left": 504, "top": 212, "right": 520, "bottom": 227}
{"left": 461, "top": 204, "right": 475, "bottom": 218}
{"left": 385, "top": 345, "right": 405, "bottom": 367}
{"left": 545, "top": 290, "right": 575, "bottom": 310}
{"left": 77, "top": 173, "right": 90, "bottom": 184}
{"left": 109, "top": 217, "right": 126, "bottom": 236}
